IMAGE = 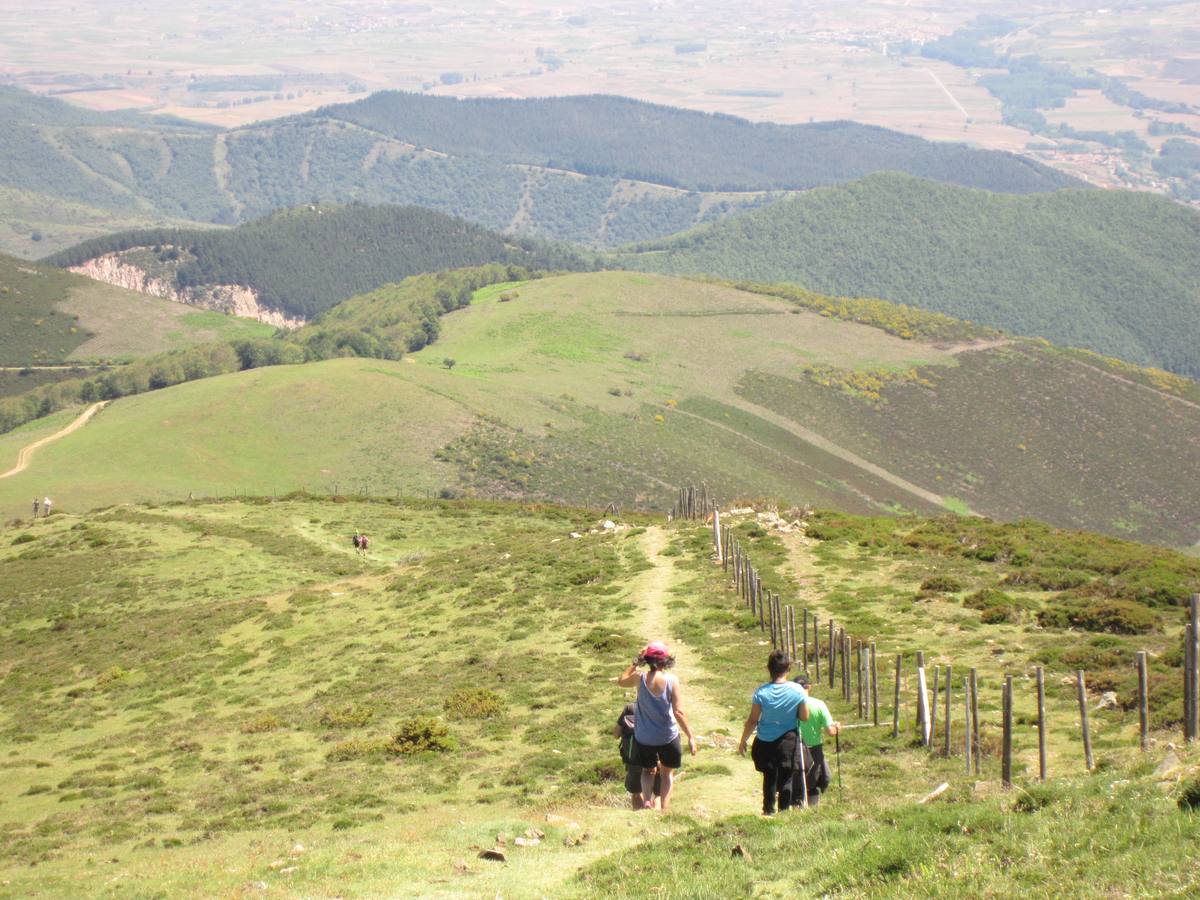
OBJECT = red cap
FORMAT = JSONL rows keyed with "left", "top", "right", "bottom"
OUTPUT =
{"left": 642, "top": 642, "right": 670, "bottom": 661}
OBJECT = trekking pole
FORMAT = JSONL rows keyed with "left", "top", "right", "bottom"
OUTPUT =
{"left": 835, "top": 730, "right": 843, "bottom": 790}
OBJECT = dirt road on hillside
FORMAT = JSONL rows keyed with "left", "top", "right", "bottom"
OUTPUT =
{"left": 0, "top": 402, "right": 107, "bottom": 479}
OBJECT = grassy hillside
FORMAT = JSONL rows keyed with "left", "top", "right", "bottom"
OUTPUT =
{"left": 317, "top": 92, "right": 1083, "bottom": 193}
{"left": 0, "top": 252, "right": 273, "bottom": 366}
{"left": 0, "top": 85, "right": 1081, "bottom": 251}
{"left": 620, "top": 173, "right": 1200, "bottom": 377}
{"left": 2, "top": 271, "right": 1197, "bottom": 546}
{"left": 45, "top": 205, "right": 591, "bottom": 320}
{"left": 0, "top": 186, "right": 212, "bottom": 259}
{"left": 1, "top": 499, "right": 1197, "bottom": 896}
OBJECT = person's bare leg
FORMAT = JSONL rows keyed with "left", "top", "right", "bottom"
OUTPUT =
{"left": 657, "top": 767, "right": 676, "bottom": 810}
{"left": 630, "top": 791, "right": 644, "bottom": 810}
{"left": 640, "top": 766, "right": 657, "bottom": 808}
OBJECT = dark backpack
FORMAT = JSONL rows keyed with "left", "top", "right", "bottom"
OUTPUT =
{"left": 619, "top": 732, "right": 638, "bottom": 766}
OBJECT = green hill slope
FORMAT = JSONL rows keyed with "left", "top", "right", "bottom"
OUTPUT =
{"left": 619, "top": 173, "right": 1200, "bottom": 377}
{"left": 1, "top": 500, "right": 1196, "bottom": 895}
{"left": 0, "top": 85, "right": 1082, "bottom": 251}
{"left": 2, "top": 271, "right": 1196, "bottom": 545}
{"left": 44, "top": 205, "right": 591, "bottom": 320}
{"left": 0, "top": 251, "right": 273, "bottom": 366}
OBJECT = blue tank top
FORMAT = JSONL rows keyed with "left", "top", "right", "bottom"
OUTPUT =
{"left": 635, "top": 672, "right": 678, "bottom": 745}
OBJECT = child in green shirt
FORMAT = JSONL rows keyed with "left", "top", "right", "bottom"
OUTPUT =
{"left": 795, "top": 674, "right": 840, "bottom": 806}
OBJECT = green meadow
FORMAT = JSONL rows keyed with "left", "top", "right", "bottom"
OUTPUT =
{"left": 0, "top": 251, "right": 273, "bottom": 367}
{"left": 4, "top": 271, "right": 1198, "bottom": 545}
{"left": 1, "top": 499, "right": 1198, "bottom": 897}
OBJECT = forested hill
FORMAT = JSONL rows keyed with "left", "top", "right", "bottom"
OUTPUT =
{"left": 1, "top": 85, "right": 1084, "bottom": 255}
{"left": 620, "top": 173, "right": 1200, "bottom": 377}
{"left": 46, "top": 205, "right": 590, "bottom": 320}
{"left": 316, "top": 92, "right": 1084, "bottom": 193}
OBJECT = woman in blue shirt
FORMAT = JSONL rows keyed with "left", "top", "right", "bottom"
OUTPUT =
{"left": 737, "top": 649, "right": 809, "bottom": 815}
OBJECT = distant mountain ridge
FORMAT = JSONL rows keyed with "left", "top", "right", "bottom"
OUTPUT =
{"left": 314, "top": 91, "right": 1084, "bottom": 193}
{"left": 619, "top": 173, "right": 1200, "bottom": 377}
{"left": 0, "top": 85, "right": 1083, "bottom": 253}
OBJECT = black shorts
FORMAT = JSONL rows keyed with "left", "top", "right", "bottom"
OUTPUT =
{"left": 634, "top": 736, "right": 682, "bottom": 769}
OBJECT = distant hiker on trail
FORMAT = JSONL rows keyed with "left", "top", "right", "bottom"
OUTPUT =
{"left": 617, "top": 642, "right": 697, "bottom": 811}
{"left": 352, "top": 532, "right": 368, "bottom": 555}
{"left": 738, "top": 650, "right": 810, "bottom": 816}
{"left": 32, "top": 497, "right": 39, "bottom": 518}
{"left": 613, "top": 702, "right": 661, "bottom": 810}
{"left": 42, "top": 497, "right": 52, "bottom": 518}
{"left": 794, "top": 673, "right": 838, "bottom": 807}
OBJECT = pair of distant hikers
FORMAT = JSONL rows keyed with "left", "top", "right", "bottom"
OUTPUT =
{"left": 738, "top": 649, "right": 840, "bottom": 815}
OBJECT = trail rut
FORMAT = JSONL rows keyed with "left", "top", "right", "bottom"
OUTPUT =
{"left": 627, "top": 527, "right": 761, "bottom": 817}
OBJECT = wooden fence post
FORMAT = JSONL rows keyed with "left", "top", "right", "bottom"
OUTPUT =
{"left": 943, "top": 664, "right": 952, "bottom": 757}
{"left": 1002, "top": 675, "right": 1013, "bottom": 787}
{"left": 775, "top": 596, "right": 784, "bottom": 651}
{"left": 1136, "top": 651, "right": 1149, "bottom": 752}
{"left": 1077, "top": 670, "right": 1094, "bottom": 771}
{"left": 813, "top": 614, "right": 821, "bottom": 682}
{"left": 713, "top": 509, "right": 722, "bottom": 563}
{"left": 843, "top": 633, "right": 851, "bottom": 703}
{"left": 1036, "top": 666, "right": 1047, "bottom": 781}
{"left": 964, "top": 676, "right": 972, "bottom": 775}
{"left": 916, "top": 662, "right": 930, "bottom": 747}
{"left": 802, "top": 609, "right": 809, "bottom": 668}
{"left": 1186, "top": 611, "right": 1193, "bottom": 743}
{"left": 892, "top": 653, "right": 902, "bottom": 738}
{"left": 828, "top": 620, "right": 836, "bottom": 689}
{"left": 970, "top": 668, "right": 981, "bottom": 775}
{"left": 930, "top": 666, "right": 940, "bottom": 750}
{"left": 1190, "top": 594, "right": 1200, "bottom": 742}
{"left": 871, "top": 643, "right": 879, "bottom": 726}
{"left": 915, "top": 651, "right": 926, "bottom": 733}
{"left": 789, "top": 606, "right": 797, "bottom": 665}
{"left": 854, "top": 641, "right": 862, "bottom": 716}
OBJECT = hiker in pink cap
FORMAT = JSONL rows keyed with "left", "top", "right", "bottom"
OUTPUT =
{"left": 616, "top": 641, "right": 697, "bottom": 810}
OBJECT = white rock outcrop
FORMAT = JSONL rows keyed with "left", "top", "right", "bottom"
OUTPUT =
{"left": 70, "top": 253, "right": 305, "bottom": 330}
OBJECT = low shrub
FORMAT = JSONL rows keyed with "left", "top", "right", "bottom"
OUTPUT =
{"left": 1003, "top": 568, "right": 1090, "bottom": 590}
{"left": 240, "top": 714, "right": 283, "bottom": 734}
{"left": 443, "top": 689, "right": 505, "bottom": 720}
{"left": 1178, "top": 777, "right": 1200, "bottom": 811}
{"left": 963, "top": 589, "right": 1032, "bottom": 624}
{"left": 387, "top": 717, "right": 456, "bottom": 754}
{"left": 319, "top": 704, "right": 375, "bottom": 729}
{"left": 919, "top": 575, "right": 963, "bottom": 593}
{"left": 1073, "top": 601, "right": 1157, "bottom": 635}
{"left": 575, "top": 626, "right": 639, "bottom": 656}
{"left": 1013, "top": 784, "right": 1060, "bottom": 813}
{"left": 326, "top": 737, "right": 386, "bottom": 761}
